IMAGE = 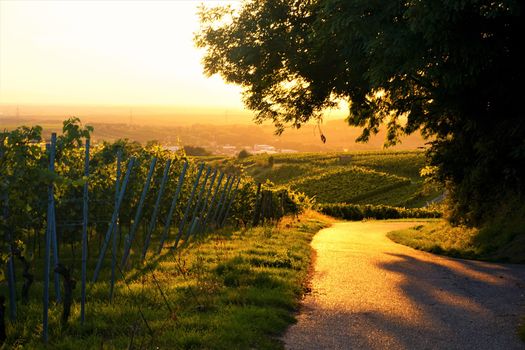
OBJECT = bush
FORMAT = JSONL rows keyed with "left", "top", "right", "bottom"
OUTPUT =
{"left": 320, "top": 203, "right": 441, "bottom": 221}
{"left": 184, "top": 145, "right": 211, "bottom": 156}
{"left": 237, "top": 149, "right": 252, "bottom": 159}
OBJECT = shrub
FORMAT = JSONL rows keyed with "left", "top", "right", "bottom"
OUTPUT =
{"left": 320, "top": 203, "right": 441, "bottom": 221}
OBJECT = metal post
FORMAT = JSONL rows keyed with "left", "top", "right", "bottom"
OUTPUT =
{"left": 157, "top": 160, "right": 188, "bottom": 253}
{"left": 187, "top": 216, "right": 200, "bottom": 238}
{"left": 220, "top": 178, "right": 241, "bottom": 228}
{"left": 120, "top": 157, "right": 157, "bottom": 268}
{"left": 200, "top": 171, "right": 224, "bottom": 233}
{"left": 80, "top": 138, "right": 90, "bottom": 323}
{"left": 252, "top": 183, "right": 262, "bottom": 226}
{"left": 173, "top": 163, "right": 204, "bottom": 249}
{"left": 43, "top": 133, "right": 56, "bottom": 342}
{"left": 195, "top": 168, "right": 217, "bottom": 234}
{"left": 182, "top": 166, "right": 211, "bottom": 242}
{"left": 212, "top": 175, "right": 232, "bottom": 226}
{"left": 215, "top": 176, "right": 235, "bottom": 226}
{"left": 141, "top": 159, "right": 171, "bottom": 261}
{"left": 92, "top": 157, "right": 135, "bottom": 282}
{"left": 109, "top": 150, "right": 121, "bottom": 302}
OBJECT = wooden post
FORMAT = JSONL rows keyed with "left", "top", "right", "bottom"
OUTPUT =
{"left": 157, "top": 160, "right": 188, "bottom": 253}
{"left": 80, "top": 138, "right": 90, "bottom": 323}
{"left": 120, "top": 157, "right": 157, "bottom": 268}
{"left": 141, "top": 159, "right": 171, "bottom": 261}
{"left": 93, "top": 157, "right": 135, "bottom": 282}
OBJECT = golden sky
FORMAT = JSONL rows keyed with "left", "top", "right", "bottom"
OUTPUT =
{"left": 0, "top": 0, "right": 245, "bottom": 108}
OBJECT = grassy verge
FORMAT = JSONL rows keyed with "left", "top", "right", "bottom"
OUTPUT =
{"left": 2, "top": 210, "right": 331, "bottom": 349}
{"left": 387, "top": 221, "right": 482, "bottom": 260}
{"left": 387, "top": 220, "right": 525, "bottom": 263}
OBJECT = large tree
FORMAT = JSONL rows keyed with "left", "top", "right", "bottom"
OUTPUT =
{"left": 195, "top": 0, "right": 524, "bottom": 226}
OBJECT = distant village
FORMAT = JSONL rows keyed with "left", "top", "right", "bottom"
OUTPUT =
{"left": 164, "top": 144, "right": 298, "bottom": 156}
{"left": 217, "top": 144, "right": 298, "bottom": 156}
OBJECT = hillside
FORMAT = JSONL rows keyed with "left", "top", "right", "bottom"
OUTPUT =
{"left": 237, "top": 151, "right": 441, "bottom": 208}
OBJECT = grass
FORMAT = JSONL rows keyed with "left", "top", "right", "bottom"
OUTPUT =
{"left": 1, "top": 210, "right": 331, "bottom": 349}
{"left": 387, "top": 217, "right": 525, "bottom": 263}
{"left": 520, "top": 321, "right": 525, "bottom": 342}
{"left": 387, "top": 221, "right": 482, "bottom": 259}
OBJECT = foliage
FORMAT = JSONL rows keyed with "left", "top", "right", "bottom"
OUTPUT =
{"left": 0, "top": 125, "right": 46, "bottom": 271}
{"left": 183, "top": 145, "right": 212, "bottom": 156}
{"left": 237, "top": 149, "right": 251, "bottom": 159}
{"left": 229, "top": 177, "right": 311, "bottom": 228}
{"left": 320, "top": 203, "right": 441, "bottom": 221}
{"left": 196, "top": 0, "right": 524, "bottom": 227}
{"left": 0, "top": 211, "right": 330, "bottom": 348}
{"left": 0, "top": 116, "right": 306, "bottom": 307}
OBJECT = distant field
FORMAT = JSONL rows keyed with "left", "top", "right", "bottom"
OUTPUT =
{"left": 238, "top": 151, "right": 441, "bottom": 208}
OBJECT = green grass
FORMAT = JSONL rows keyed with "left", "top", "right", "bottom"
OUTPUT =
{"left": 387, "top": 218, "right": 525, "bottom": 263}
{"left": 519, "top": 321, "right": 525, "bottom": 342}
{"left": 387, "top": 221, "right": 482, "bottom": 259}
{"left": 1, "top": 211, "right": 331, "bottom": 349}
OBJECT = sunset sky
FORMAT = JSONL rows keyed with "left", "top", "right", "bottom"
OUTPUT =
{"left": 0, "top": 1, "right": 245, "bottom": 108}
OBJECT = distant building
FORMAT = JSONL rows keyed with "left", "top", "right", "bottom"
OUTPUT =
{"left": 164, "top": 145, "right": 180, "bottom": 152}
{"left": 280, "top": 149, "right": 298, "bottom": 154}
{"left": 221, "top": 145, "right": 237, "bottom": 155}
{"left": 253, "top": 144, "right": 277, "bottom": 154}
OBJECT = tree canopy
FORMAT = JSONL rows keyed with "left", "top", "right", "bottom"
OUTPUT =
{"left": 196, "top": 0, "right": 524, "bottom": 226}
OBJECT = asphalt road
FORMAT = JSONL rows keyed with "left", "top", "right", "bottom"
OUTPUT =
{"left": 283, "top": 221, "right": 525, "bottom": 350}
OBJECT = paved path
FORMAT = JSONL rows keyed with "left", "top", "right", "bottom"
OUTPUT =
{"left": 284, "top": 221, "right": 525, "bottom": 350}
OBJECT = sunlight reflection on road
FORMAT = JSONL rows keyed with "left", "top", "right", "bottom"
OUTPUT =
{"left": 284, "top": 221, "right": 525, "bottom": 350}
